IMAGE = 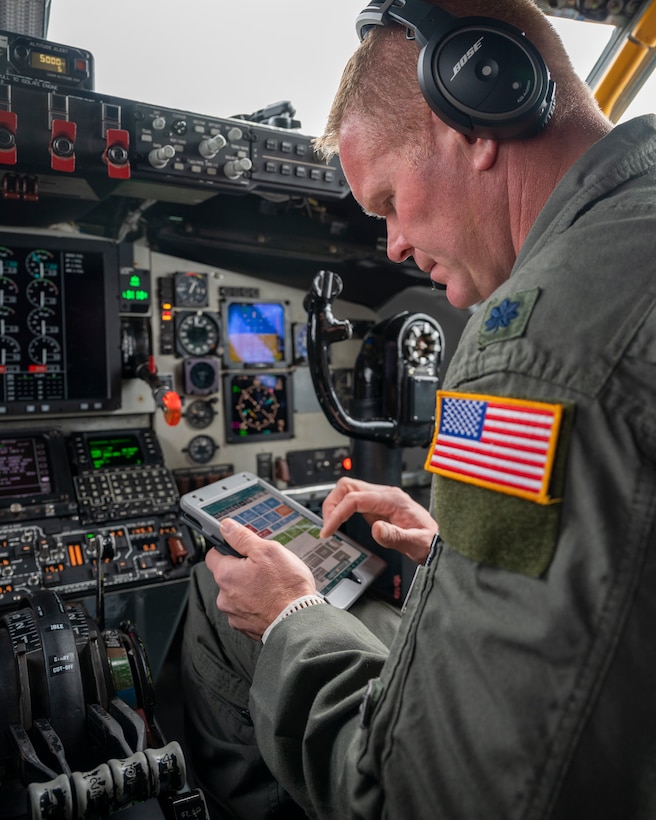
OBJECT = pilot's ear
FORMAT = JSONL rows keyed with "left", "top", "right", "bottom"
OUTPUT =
{"left": 428, "top": 110, "right": 499, "bottom": 171}
{"left": 459, "top": 133, "right": 499, "bottom": 171}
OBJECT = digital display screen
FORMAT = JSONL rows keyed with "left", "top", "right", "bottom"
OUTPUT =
{"left": 0, "top": 234, "right": 121, "bottom": 416}
{"left": 224, "top": 372, "right": 293, "bottom": 443}
{"left": 30, "top": 51, "right": 68, "bottom": 74}
{"left": 201, "top": 483, "right": 367, "bottom": 596}
{"left": 87, "top": 434, "right": 144, "bottom": 470}
{"left": 0, "top": 435, "right": 52, "bottom": 499}
{"left": 225, "top": 301, "right": 287, "bottom": 367}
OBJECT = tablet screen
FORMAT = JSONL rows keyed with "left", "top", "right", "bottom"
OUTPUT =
{"left": 201, "top": 483, "right": 368, "bottom": 595}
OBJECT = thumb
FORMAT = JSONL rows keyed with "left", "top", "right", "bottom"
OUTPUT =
{"left": 371, "top": 520, "right": 426, "bottom": 560}
{"left": 220, "top": 518, "right": 260, "bottom": 556}
{"left": 371, "top": 521, "right": 406, "bottom": 549}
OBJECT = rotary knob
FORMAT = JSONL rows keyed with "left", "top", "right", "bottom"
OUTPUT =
{"left": 223, "top": 157, "right": 252, "bottom": 180}
{"left": 148, "top": 145, "right": 176, "bottom": 168}
{"left": 199, "top": 133, "right": 227, "bottom": 158}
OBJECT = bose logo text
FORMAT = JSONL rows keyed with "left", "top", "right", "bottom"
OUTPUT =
{"left": 450, "top": 37, "right": 484, "bottom": 82}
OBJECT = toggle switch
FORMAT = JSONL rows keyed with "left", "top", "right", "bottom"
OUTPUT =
{"left": 50, "top": 119, "right": 76, "bottom": 172}
{"left": 0, "top": 111, "right": 17, "bottom": 166}
{"left": 104, "top": 128, "right": 131, "bottom": 178}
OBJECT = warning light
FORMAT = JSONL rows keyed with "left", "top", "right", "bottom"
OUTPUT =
{"left": 342, "top": 456, "right": 353, "bottom": 472}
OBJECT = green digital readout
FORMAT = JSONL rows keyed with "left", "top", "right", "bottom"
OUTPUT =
{"left": 88, "top": 435, "right": 143, "bottom": 470}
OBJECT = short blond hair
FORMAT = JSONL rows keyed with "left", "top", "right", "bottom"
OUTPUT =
{"left": 314, "top": 0, "right": 592, "bottom": 160}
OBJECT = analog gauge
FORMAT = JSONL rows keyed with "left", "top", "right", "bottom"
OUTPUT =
{"left": 0, "top": 336, "right": 21, "bottom": 366}
{"left": 25, "top": 249, "right": 57, "bottom": 278}
{"left": 26, "top": 276, "right": 59, "bottom": 308}
{"left": 0, "top": 247, "right": 17, "bottom": 276}
{"left": 0, "top": 275, "right": 19, "bottom": 307}
{"left": 176, "top": 312, "right": 219, "bottom": 357}
{"left": 174, "top": 272, "right": 208, "bottom": 307}
{"left": 27, "top": 307, "right": 59, "bottom": 336}
{"left": 185, "top": 399, "right": 216, "bottom": 429}
{"left": 28, "top": 336, "right": 62, "bottom": 366}
{"left": 184, "top": 358, "right": 219, "bottom": 395}
{"left": 0, "top": 304, "right": 14, "bottom": 319}
{"left": 186, "top": 434, "right": 218, "bottom": 464}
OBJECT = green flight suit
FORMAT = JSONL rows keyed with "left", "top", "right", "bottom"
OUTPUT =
{"left": 183, "top": 115, "right": 656, "bottom": 819}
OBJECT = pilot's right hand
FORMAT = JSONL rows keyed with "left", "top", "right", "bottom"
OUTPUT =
{"left": 320, "top": 477, "right": 437, "bottom": 565}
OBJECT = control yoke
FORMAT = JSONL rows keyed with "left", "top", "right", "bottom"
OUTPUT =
{"left": 305, "top": 270, "right": 444, "bottom": 448}
{"left": 306, "top": 270, "right": 396, "bottom": 443}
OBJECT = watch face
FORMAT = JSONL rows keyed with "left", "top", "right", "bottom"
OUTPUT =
{"left": 176, "top": 312, "right": 220, "bottom": 356}
{"left": 174, "top": 272, "right": 208, "bottom": 307}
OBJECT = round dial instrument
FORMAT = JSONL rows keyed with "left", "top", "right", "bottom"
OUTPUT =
{"left": 27, "top": 307, "right": 58, "bottom": 336}
{"left": 28, "top": 336, "right": 62, "bottom": 366}
{"left": 185, "top": 399, "right": 216, "bottom": 430}
{"left": 26, "top": 277, "right": 59, "bottom": 308}
{"left": 174, "top": 272, "right": 209, "bottom": 307}
{"left": 186, "top": 434, "right": 218, "bottom": 464}
{"left": 0, "top": 275, "right": 18, "bottom": 307}
{"left": 0, "top": 336, "right": 20, "bottom": 365}
{"left": 25, "top": 249, "right": 56, "bottom": 278}
{"left": 176, "top": 312, "right": 219, "bottom": 357}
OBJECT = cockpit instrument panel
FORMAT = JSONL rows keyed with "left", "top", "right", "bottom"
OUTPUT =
{"left": 0, "top": 233, "right": 121, "bottom": 417}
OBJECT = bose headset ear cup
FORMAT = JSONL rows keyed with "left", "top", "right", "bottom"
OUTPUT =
{"left": 356, "top": 2, "right": 556, "bottom": 140}
{"left": 417, "top": 17, "right": 556, "bottom": 139}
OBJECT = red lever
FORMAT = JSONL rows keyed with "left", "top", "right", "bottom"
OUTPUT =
{"left": 160, "top": 390, "right": 182, "bottom": 426}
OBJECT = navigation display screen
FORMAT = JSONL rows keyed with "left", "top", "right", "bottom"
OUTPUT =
{"left": 224, "top": 301, "right": 288, "bottom": 367}
{"left": 224, "top": 372, "right": 293, "bottom": 443}
{"left": 0, "top": 435, "right": 52, "bottom": 499}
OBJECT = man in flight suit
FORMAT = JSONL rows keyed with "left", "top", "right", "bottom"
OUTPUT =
{"left": 182, "top": 0, "right": 656, "bottom": 817}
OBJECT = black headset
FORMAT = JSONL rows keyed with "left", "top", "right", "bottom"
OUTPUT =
{"left": 356, "top": 0, "right": 556, "bottom": 139}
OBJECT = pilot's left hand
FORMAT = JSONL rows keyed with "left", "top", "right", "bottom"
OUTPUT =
{"left": 206, "top": 518, "right": 317, "bottom": 641}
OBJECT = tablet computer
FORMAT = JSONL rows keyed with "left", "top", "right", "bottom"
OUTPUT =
{"left": 179, "top": 472, "right": 386, "bottom": 609}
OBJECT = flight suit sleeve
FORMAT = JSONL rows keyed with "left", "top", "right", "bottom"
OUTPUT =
{"left": 250, "top": 603, "right": 390, "bottom": 819}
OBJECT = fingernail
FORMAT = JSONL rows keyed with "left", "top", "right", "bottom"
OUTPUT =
{"left": 379, "top": 523, "right": 389, "bottom": 540}
{"left": 220, "top": 518, "right": 237, "bottom": 534}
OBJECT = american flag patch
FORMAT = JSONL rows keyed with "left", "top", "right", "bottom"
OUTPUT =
{"left": 425, "top": 391, "right": 564, "bottom": 504}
